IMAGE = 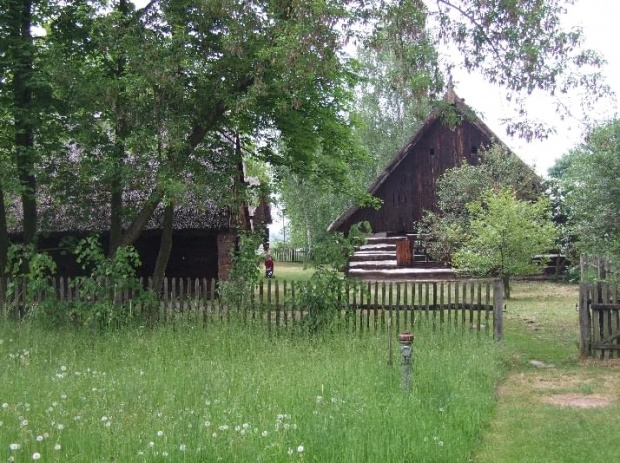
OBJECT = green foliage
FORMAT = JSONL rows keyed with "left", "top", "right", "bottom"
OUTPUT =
{"left": 420, "top": 144, "right": 541, "bottom": 263}
{"left": 296, "top": 270, "right": 348, "bottom": 335}
{"left": 452, "top": 189, "right": 558, "bottom": 296}
{"left": 295, "top": 222, "right": 369, "bottom": 334}
{"left": 4, "top": 244, "right": 57, "bottom": 319}
{"left": 551, "top": 119, "right": 620, "bottom": 259}
{"left": 310, "top": 221, "right": 371, "bottom": 272}
{"left": 220, "top": 231, "right": 264, "bottom": 310}
{"left": 61, "top": 236, "right": 151, "bottom": 329}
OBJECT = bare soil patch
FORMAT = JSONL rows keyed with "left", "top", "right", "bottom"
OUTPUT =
{"left": 541, "top": 394, "right": 612, "bottom": 408}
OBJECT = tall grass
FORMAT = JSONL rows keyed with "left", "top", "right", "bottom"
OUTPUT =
{"left": 0, "top": 321, "right": 501, "bottom": 462}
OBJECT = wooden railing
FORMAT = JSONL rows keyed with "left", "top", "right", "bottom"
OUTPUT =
{"left": 0, "top": 277, "right": 504, "bottom": 337}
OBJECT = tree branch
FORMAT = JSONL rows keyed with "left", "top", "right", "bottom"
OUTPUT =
{"left": 435, "top": 0, "right": 504, "bottom": 59}
{"left": 135, "top": 0, "right": 160, "bottom": 20}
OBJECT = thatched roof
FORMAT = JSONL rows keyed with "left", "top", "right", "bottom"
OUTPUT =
{"left": 8, "top": 137, "right": 272, "bottom": 235}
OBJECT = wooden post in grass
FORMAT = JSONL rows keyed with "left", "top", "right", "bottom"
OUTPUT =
{"left": 398, "top": 332, "right": 414, "bottom": 392}
{"left": 493, "top": 279, "right": 504, "bottom": 341}
{"left": 579, "top": 283, "right": 591, "bottom": 358}
{"left": 388, "top": 317, "right": 393, "bottom": 366}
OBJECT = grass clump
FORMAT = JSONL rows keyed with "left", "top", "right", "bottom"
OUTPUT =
{"left": 0, "top": 321, "right": 501, "bottom": 462}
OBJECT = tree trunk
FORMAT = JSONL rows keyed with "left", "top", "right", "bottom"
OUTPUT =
{"left": 108, "top": 0, "right": 129, "bottom": 257}
{"left": 502, "top": 275, "right": 511, "bottom": 299}
{"left": 10, "top": 0, "right": 37, "bottom": 248}
{"left": 118, "top": 189, "right": 163, "bottom": 249}
{"left": 0, "top": 187, "right": 9, "bottom": 278}
{"left": 152, "top": 202, "right": 174, "bottom": 293}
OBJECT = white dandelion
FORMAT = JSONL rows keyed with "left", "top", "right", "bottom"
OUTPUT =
{"left": 297, "top": 445, "right": 304, "bottom": 453}
{"left": 157, "top": 430, "right": 164, "bottom": 437}
{"left": 32, "top": 453, "right": 41, "bottom": 460}
{"left": 179, "top": 444, "right": 186, "bottom": 451}
{"left": 9, "top": 443, "right": 21, "bottom": 451}
{"left": 54, "top": 444, "right": 61, "bottom": 451}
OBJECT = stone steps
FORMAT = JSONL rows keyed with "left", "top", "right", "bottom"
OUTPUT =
{"left": 346, "top": 233, "right": 454, "bottom": 280}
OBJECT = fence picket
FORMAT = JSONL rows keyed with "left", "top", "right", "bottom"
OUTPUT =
{"left": 267, "top": 279, "right": 272, "bottom": 333}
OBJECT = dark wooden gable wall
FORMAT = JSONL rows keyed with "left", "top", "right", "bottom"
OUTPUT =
{"left": 337, "top": 118, "right": 492, "bottom": 234}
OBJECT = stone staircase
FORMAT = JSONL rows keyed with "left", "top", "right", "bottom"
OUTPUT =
{"left": 346, "top": 234, "right": 456, "bottom": 281}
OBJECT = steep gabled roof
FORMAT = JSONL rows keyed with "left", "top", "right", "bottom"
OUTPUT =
{"left": 328, "top": 89, "right": 518, "bottom": 233}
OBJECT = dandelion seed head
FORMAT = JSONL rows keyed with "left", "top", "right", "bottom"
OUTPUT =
{"left": 287, "top": 448, "right": 294, "bottom": 456}
{"left": 32, "top": 453, "right": 41, "bottom": 460}
{"left": 204, "top": 421, "right": 211, "bottom": 427}
{"left": 297, "top": 445, "right": 304, "bottom": 453}
{"left": 54, "top": 444, "right": 61, "bottom": 451}
{"left": 262, "top": 430, "right": 268, "bottom": 437}
{"left": 60, "top": 366, "right": 67, "bottom": 372}
{"left": 57, "top": 424, "right": 64, "bottom": 430}
{"left": 148, "top": 442, "right": 155, "bottom": 448}
{"left": 105, "top": 421, "right": 111, "bottom": 427}
{"left": 9, "top": 443, "right": 21, "bottom": 451}
{"left": 179, "top": 444, "right": 186, "bottom": 451}
{"left": 36, "top": 435, "right": 43, "bottom": 442}
{"left": 157, "top": 430, "right": 164, "bottom": 437}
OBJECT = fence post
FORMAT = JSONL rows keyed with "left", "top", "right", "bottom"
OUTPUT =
{"left": 579, "top": 283, "right": 591, "bottom": 358}
{"left": 493, "top": 279, "right": 504, "bottom": 341}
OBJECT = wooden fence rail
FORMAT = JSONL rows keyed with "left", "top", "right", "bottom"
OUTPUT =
{"left": 0, "top": 277, "right": 504, "bottom": 338}
{"left": 579, "top": 282, "right": 620, "bottom": 359}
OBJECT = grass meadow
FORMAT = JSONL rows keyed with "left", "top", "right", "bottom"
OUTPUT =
{"left": 0, "top": 320, "right": 501, "bottom": 462}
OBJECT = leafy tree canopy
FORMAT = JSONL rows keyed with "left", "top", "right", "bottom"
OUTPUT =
{"left": 550, "top": 119, "right": 620, "bottom": 258}
{"left": 452, "top": 188, "right": 558, "bottom": 297}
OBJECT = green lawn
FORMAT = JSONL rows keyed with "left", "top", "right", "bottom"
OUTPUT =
{"left": 1, "top": 318, "right": 500, "bottom": 462}
{"left": 260, "top": 261, "right": 316, "bottom": 282}
{"left": 475, "top": 281, "right": 620, "bottom": 463}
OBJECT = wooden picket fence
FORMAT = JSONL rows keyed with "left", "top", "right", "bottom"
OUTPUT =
{"left": 272, "top": 248, "right": 308, "bottom": 263}
{"left": 579, "top": 282, "right": 620, "bottom": 358}
{"left": 0, "top": 277, "right": 504, "bottom": 337}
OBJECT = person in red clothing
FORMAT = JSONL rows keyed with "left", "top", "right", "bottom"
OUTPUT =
{"left": 265, "top": 253, "right": 274, "bottom": 278}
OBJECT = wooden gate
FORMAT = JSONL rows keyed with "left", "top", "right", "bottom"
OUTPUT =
{"left": 579, "top": 282, "right": 620, "bottom": 359}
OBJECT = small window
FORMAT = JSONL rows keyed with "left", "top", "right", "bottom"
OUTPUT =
{"left": 429, "top": 148, "right": 435, "bottom": 156}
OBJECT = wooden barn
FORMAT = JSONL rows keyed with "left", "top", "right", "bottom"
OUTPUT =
{"left": 8, "top": 189, "right": 271, "bottom": 281}
{"left": 8, "top": 167, "right": 271, "bottom": 281}
{"left": 328, "top": 88, "right": 528, "bottom": 279}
